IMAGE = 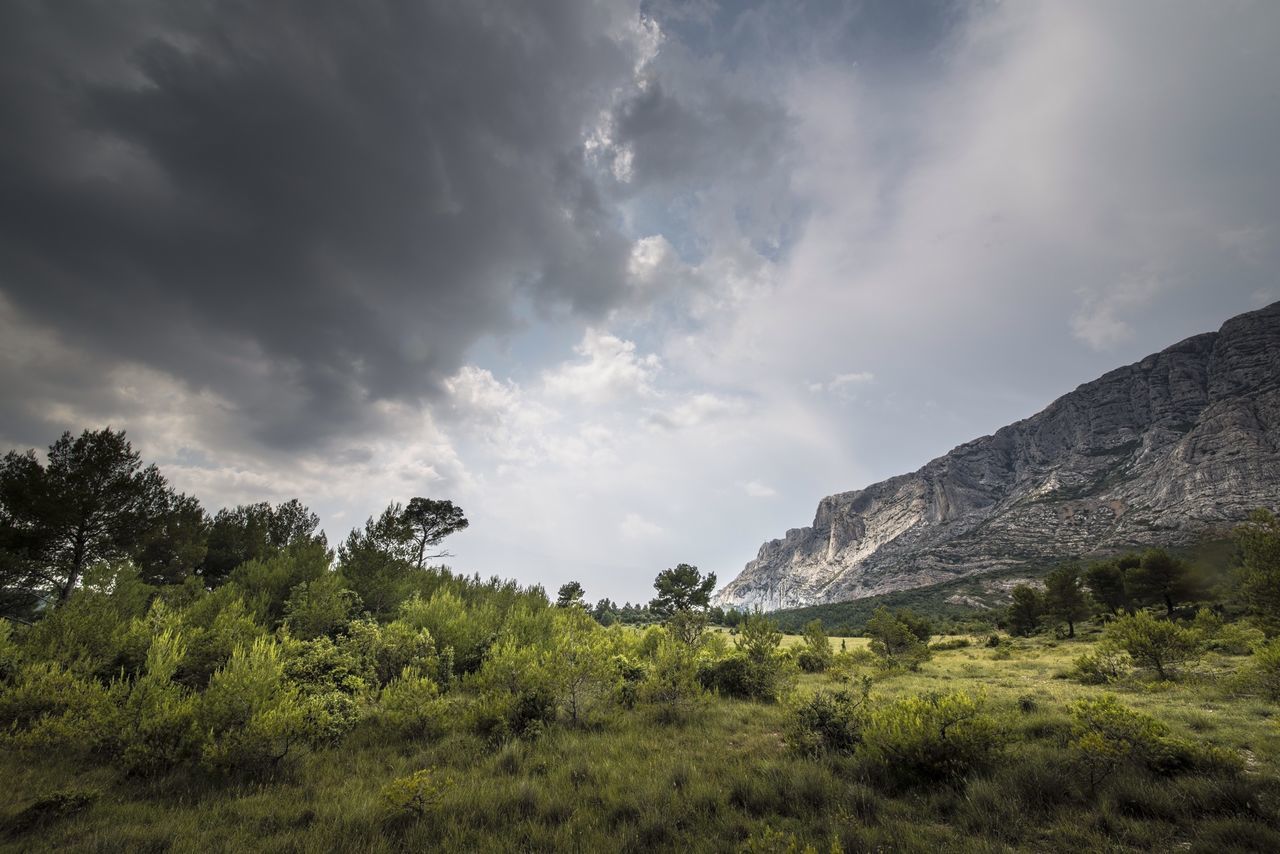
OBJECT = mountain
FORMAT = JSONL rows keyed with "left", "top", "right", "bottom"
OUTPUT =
{"left": 714, "top": 302, "right": 1280, "bottom": 611}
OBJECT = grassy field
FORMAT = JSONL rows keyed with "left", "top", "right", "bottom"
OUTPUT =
{"left": 4, "top": 627, "right": 1277, "bottom": 853}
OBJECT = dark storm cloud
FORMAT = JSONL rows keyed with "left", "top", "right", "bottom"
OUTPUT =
{"left": 0, "top": 0, "right": 645, "bottom": 448}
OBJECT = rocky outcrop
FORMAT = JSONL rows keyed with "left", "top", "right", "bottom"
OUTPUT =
{"left": 715, "top": 302, "right": 1280, "bottom": 610}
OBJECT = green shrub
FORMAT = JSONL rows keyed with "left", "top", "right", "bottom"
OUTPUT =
{"left": 865, "top": 606, "right": 932, "bottom": 671}
{"left": 176, "top": 589, "right": 265, "bottom": 687}
{"left": 930, "top": 637, "right": 971, "bottom": 651}
{"left": 797, "top": 620, "right": 833, "bottom": 673}
{"left": 1071, "top": 642, "right": 1130, "bottom": 684}
{"left": 99, "top": 628, "right": 200, "bottom": 775}
{"left": 1246, "top": 637, "right": 1280, "bottom": 700}
{"left": 381, "top": 768, "right": 452, "bottom": 820}
{"left": 785, "top": 685, "right": 868, "bottom": 758}
{"left": 638, "top": 638, "right": 706, "bottom": 723}
{"left": 0, "top": 618, "right": 22, "bottom": 683}
{"left": 0, "top": 660, "right": 109, "bottom": 749}
{"left": 398, "top": 589, "right": 499, "bottom": 674}
{"left": 283, "top": 573, "right": 362, "bottom": 640}
{"left": 197, "top": 638, "right": 315, "bottom": 776}
{"left": 1103, "top": 611, "right": 1203, "bottom": 680}
{"left": 1069, "top": 694, "right": 1241, "bottom": 791}
{"left": 466, "top": 636, "right": 556, "bottom": 741}
{"left": 859, "top": 690, "right": 999, "bottom": 788}
{"left": 378, "top": 667, "right": 449, "bottom": 738}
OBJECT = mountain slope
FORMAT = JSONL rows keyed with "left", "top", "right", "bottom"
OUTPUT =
{"left": 715, "top": 302, "right": 1280, "bottom": 610}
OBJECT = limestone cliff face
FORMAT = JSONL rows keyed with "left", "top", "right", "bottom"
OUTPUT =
{"left": 714, "top": 302, "right": 1280, "bottom": 610}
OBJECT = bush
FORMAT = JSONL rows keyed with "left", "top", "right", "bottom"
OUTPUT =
{"left": 283, "top": 573, "right": 362, "bottom": 640}
{"left": 797, "top": 620, "right": 833, "bottom": 673}
{"left": 1069, "top": 694, "right": 1241, "bottom": 791}
{"left": 1245, "top": 637, "right": 1280, "bottom": 700}
{"left": 785, "top": 685, "right": 868, "bottom": 758}
{"left": 1103, "top": 611, "right": 1203, "bottom": 680}
{"left": 0, "top": 619, "right": 19, "bottom": 683}
{"left": 638, "top": 638, "right": 705, "bottom": 723}
{"left": 197, "top": 638, "right": 316, "bottom": 776}
{"left": 865, "top": 607, "right": 932, "bottom": 671}
{"left": 466, "top": 636, "right": 556, "bottom": 741}
{"left": 99, "top": 628, "right": 200, "bottom": 775}
{"left": 378, "top": 667, "right": 448, "bottom": 739}
{"left": 381, "top": 768, "right": 452, "bottom": 820}
{"left": 859, "top": 690, "right": 1000, "bottom": 788}
{"left": 0, "top": 660, "right": 109, "bottom": 750}
{"left": 1071, "top": 642, "right": 1130, "bottom": 685}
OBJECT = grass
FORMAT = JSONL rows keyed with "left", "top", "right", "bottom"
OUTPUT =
{"left": 3, "top": 630, "right": 1278, "bottom": 852}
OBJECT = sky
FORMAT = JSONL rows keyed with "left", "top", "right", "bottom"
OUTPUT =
{"left": 2, "top": 0, "right": 1279, "bottom": 605}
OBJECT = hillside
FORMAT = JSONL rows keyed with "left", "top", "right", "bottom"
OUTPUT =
{"left": 716, "top": 302, "right": 1280, "bottom": 610}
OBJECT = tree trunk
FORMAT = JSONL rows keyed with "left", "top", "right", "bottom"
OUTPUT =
{"left": 1067, "top": 618, "right": 1075, "bottom": 638}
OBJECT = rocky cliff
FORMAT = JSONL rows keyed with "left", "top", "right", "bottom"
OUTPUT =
{"left": 714, "top": 302, "right": 1280, "bottom": 610}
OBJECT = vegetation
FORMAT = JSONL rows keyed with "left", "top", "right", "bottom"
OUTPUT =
{"left": 1, "top": 429, "right": 1279, "bottom": 851}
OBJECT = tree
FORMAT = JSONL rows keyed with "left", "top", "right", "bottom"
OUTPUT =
{"left": 1044, "top": 563, "right": 1092, "bottom": 638}
{"left": 134, "top": 493, "right": 210, "bottom": 586}
{"left": 0, "top": 429, "right": 174, "bottom": 606}
{"left": 798, "top": 619, "right": 833, "bottom": 673}
{"left": 649, "top": 563, "right": 716, "bottom": 618}
{"left": 1006, "top": 585, "right": 1044, "bottom": 637}
{"left": 202, "top": 499, "right": 325, "bottom": 585}
{"left": 1236, "top": 509, "right": 1280, "bottom": 630}
{"left": 401, "top": 498, "right": 468, "bottom": 568}
{"left": 865, "top": 606, "right": 931, "bottom": 670}
{"left": 556, "top": 581, "right": 586, "bottom": 609}
{"left": 1084, "top": 558, "right": 1133, "bottom": 615}
{"left": 1127, "top": 548, "right": 1194, "bottom": 616}
{"left": 1103, "top": 610, "right": 1203, "bottom": 680}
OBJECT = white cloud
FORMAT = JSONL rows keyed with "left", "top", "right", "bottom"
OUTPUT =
{"left": 619, "top": 512, "right": 663, "bottom": 540}
{"left": 743, "top": 480, "right": 776, "bottom": 498}
{"left": 1070, "top": 273, "right": 1164, "bottom": 351}
{"left": 542, "top": 329, "right": 661, "bottom": 402}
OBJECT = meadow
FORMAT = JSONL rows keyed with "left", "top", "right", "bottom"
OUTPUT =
{"left": 3, "top": 620, "right": 1278, "bottom": 853}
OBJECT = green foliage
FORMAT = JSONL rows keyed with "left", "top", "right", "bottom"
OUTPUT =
{"left": 555, "top": 580, "right": 585, "bottom": 608}
{"left": 649, "top": 563, "right": 715, "bottom": 617}
{"left": 1071, "top": 641, "right": 1130, "bottom": 684}
{"left": 0, "top": 659, "right": 109, "bottom": 749}
{"left": 378, "top": 667, "right": 449, "bottom": 739}
{"left": 99, "top": 628, "right": 199, "bottom": 775}
{"left": 1070, "top": 695, "right": 1170, "bottom": 790}
{"left": 1043, "top": 563, "right": 1092, "bottom": 637}
{"left": 1235, "top": 509, "right": 1280, "bottom": 630}
{"left": 0, "top": 618, "right": 19, "bottom": 682}
{"left": 797, "top": 619, "right": 833, "bottom": 673}
{"left": 202, "top": 499, "right": 325, "bottom": 587}
{"left": 283, "top": 573, "right": 362, "bottom": 640}
{"left": 230, "top": 540, "right": 331, "bottom": 627}
{"left": 638, "top": 637, "right": 705, "bottom": 723}
{"left": 1128, "top": 548, "right": 1197, "bottom": 616}
{"left": 864, "top": 606, "right": 932, "bottom": 671}
{"left": 859, "top": 690, "right": 1000, "bottom": 788}
{"left": 1006, "top": 584, "right": 1044, "bottom": 636}
{"left": 1103, "top": 610, "right": 1204, "bottom": 680}
{"left": 0, "top": 428, "right": 180, "bottom": 606}
{"left": 398, "top": 588, "right": 499, "bottom": 675}
{"left": 380, "top": 768, "right": 452, "bottom": 820}
{"left": 1245, "top": 637, "right": 1280, "bottom": 700}
{"left": 1085, "top": 558, "right": 1135, "bottom": 615}
{"left": 785, "top": 684, "right": 869, "bottom": 758}
{"left": 197, "top": 638, "right": 314, "bottom": 776}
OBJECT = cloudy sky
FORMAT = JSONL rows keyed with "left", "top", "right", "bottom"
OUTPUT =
{"left": 2, "top": 0, "right": 1278, "bottom": 604}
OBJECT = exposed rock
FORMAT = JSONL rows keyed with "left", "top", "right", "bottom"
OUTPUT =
{"left": 715, "top": 302, "right": 1280, "bottom": 610}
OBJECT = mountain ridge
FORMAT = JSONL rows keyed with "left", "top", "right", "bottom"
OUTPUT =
{"left": 714, "top": 302, "right": 1280, "bottom": 610}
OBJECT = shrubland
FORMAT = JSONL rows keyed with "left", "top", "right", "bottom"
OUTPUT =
{"left": 1, "top": 429, "right": 1279, "bottom": 851}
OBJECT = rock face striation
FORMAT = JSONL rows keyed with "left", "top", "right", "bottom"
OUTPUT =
{"left": 715, "top": 303, "right": 1280, "bottom": 611}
